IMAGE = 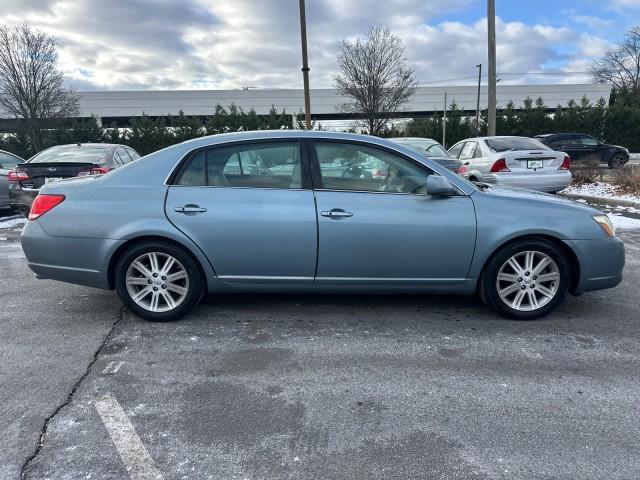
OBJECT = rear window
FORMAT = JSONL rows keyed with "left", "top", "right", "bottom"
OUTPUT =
{"left": 485, "top": 138, "right": 549, "bottom": 152}
{"left": 397, "top": 141, "right": 450, "bottom": 158}
{"left": 29, "top": 146, "right": 108, "bottom": 164}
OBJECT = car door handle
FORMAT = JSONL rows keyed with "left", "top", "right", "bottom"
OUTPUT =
{"left": 174, "top": 204, "right": 207, "bottom": 214}
{"left": 321, "top": 209, "right": 353, "bottom": 219}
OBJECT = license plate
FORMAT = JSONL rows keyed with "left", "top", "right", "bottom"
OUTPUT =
{"left": 45, "top": 177, "right": 62, "bottom": 184}
{"left": 527, "top": 160, "right": 543, "bottom": 169}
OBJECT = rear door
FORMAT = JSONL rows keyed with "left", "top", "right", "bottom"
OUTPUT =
{"left": 165, "top": 140, "right": 318, "bottom": 283}
{"left": 311, "top": 140, "right": 476, "bottom": 285}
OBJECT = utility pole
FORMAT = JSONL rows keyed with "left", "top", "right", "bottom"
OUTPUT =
{"left": 475, "top": 64, "right": 482, "bottom": 136}
{"left": 442, "top": 91, "right": 447, "bottom": 148}
{"left": 298, "top": 0, "right": 312, "bottom": 130}
{"left": 487, "top": 0, "right": 497, "bottom": 136}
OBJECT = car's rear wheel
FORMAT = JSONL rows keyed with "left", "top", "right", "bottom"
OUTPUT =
{"left": 480, "top": 238, "right": 571, "bottom": 320}
{"left": 115, "top": 241, "right": 203, "bottom": 321}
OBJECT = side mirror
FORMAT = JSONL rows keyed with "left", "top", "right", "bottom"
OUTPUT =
{"left": 426, "top": 175, "right": 457, "bottom": 197}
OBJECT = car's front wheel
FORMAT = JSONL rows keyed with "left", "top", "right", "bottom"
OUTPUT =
{"left": 609, "top": 152, "right": 627, "bottom": 168}
{"left": 480, "top": 238, "right": 571, "bottom": 320}
{"left": 115, "top": 241, "right": 203, "bottom": 321}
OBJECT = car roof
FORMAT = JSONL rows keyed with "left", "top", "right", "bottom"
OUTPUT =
{"left": 390, "top": 137, "right": 440, "bottom": 143}
{"left": 44, "top": 143, "right": 121, "bottom": 149}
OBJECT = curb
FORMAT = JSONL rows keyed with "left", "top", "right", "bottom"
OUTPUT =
{"left": 559, "top": 192, "right": 640, "bottom": 209}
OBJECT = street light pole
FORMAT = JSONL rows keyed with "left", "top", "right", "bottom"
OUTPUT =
{"left": 298, "top": 0, "right": 312, "bottom": 130}
{"left": 442, "top": 91, "right": 447, "bottom": 148}
{"left": 475, "top": 64, "right": 482, "bottom": 136}
{"left": 487, "top": 0, "right": 497, "bottom": 136}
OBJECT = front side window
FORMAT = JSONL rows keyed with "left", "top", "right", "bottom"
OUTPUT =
{"left": 315, "top": 142, "right": 431, "bottom": 194}
{"left": 579, "top": 135, "right": 599, "bottom": 147}
{"left": 175, "top": 142, "right": 301, "bottom": 189}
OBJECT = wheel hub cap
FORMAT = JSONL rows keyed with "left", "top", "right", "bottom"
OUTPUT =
{"left": 125, "top": 252, "right": 189, "bottom": 312}
{"left": 496, "top": 250, "right": 560, "bottom": 312}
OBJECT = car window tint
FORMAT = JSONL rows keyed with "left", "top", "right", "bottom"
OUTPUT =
{"left": 112, "top": 150, "right": 124, "bottom": 166}
{"left": 448, "top": 143, "right": 464, "bottom": 159}
{"left": 315, "top": 142, "right": 432, "bottom": 195}
{"left": 116, "top": 147, "right": 131, "bottom": 164}
{"left": 176, "top": 143, "right": 301, "bottom": 189}
{"left": 0, "top": 153, "right": 21, "bottom": 169}
{"left": 176, "top": 151, "right": 206, "bottom": 186}
{"left": 126, "top": 147, "right": 140, "bottom": 160}
{"left": 459, "top": 142, "right": 477, "bottom": 160}
{"left": 580, "top": 136, "right": 599, "bottom": 146}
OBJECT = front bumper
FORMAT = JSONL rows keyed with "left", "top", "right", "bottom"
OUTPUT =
{"left": 21, "top": 220, "right": 121, "bottom": 289}
{"left": 483, "top": 172, "right": 571, "bottom": 193}
{"left": 564, "top": 237, "right": 625, "bottom": 293}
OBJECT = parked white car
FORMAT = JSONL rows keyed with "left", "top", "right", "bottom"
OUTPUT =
{"left": 447, "top": 136, "right": 572, "bottom": 193}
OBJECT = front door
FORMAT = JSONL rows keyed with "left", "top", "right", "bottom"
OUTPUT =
{"left": 311, "top": 141, "right": 477, "bottom": 286}
{"left": 165, "top": 141, "right": 317, "bottom": 284}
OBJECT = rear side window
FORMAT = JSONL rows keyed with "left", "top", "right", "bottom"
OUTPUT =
{"left": 175, "top": 142, "right": 302, "bottom": 189}
{"left": 459, "top": 142, "right": 478, "bottom": 161}
{"left": 0, "top": 152, "right": 21, "bottom": 169}
{"left": 448, "top": 143, "right": 464, "bottom": 159}
{"left": 115, "top": 147, "right": 131, "bottom": 164}
{"left": 126, "top": 147, "right": 140, "bottom": 160}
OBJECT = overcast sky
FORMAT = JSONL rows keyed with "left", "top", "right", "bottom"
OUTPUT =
{"left": 1, "top": 0, "right": 638, "bottom": 91}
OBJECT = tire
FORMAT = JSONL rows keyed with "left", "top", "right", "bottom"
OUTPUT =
{"left": 608, "top": 152, "right": 627, "bottom": 169}
{"left": 479, "top": 238, "right": 571, "bottom": 320}
{"left": 114, "top": 241, "right": 204, "bottom": 322}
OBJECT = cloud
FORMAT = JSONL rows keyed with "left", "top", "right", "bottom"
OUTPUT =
{"left": 0, "top": 0, "right": 612, "bottom": 91}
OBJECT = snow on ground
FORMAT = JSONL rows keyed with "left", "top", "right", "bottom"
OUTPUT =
{"left": 0, "top": 215, "right": 26, "bottom": 230}
{"left": 561, "top": 182, "right": 640, "bottom": 204}
{"left": 608, "top": 213, "right": 640, "bottom": 230}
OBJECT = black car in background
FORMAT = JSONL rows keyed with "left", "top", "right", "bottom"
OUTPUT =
{"left": 534, "top": 133, "right": 629, "bottom": 168}
{"left": 8, "top": 143, "right": 141, "bottom": 212}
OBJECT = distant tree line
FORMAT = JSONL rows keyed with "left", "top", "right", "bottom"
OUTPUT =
{"left": 403, "top": 95, "right": 640, "bottom": 151}
{"left": 0, "top": 104, "right": 293, "bottom": 159}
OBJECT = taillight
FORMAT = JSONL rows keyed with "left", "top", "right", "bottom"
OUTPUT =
{"left": 28, "top": 194, "right": 65, "bottom": 221}
{"left": 559, "top": 155, "right": 571, "bottom": 170}
{"left": 8, "top": 170, "right": 29, "bottom": 182}
{"left": 77, "top": 166, "right": 111, "bottom": 177}
{"left": 457, "top": 165, "right": 469, "bottom": 175}
{"left": 490, "top": 158, "right": 510, "bottom": 173}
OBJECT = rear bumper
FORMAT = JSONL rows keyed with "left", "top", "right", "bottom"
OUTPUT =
{"left": 564, "top": 237, "right": 625, "bottom": 293}
{"left": 21, "top": 220, "right": 120, "bottom": 289}
{"left": 483, "top": 171, "right": 571, "bottom": 193}
{"left": 8, "top": 184, "right": 37, "bottom": 210}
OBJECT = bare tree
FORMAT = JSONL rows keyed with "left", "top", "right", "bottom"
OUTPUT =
{"left": 591, "top": 26, "right": 640, "bottom": 92}
{"left": 335, "top": 25, "right": 417, "bottom": 136}
{"left": 0, "top": 24, "right": 79, "bottom": 151}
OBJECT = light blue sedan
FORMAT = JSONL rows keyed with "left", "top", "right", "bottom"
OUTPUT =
{"left": 20, "top": 131, "right": 624, "bottom": 321}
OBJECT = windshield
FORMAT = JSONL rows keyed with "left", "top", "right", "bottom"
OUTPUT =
{"left": 397, "top": 141, "right": 450, "bottom": 158}
{"left": 485, "top": 137, "right": 549, "bottom": 152}
{"left": 29, "top": 146, "right": 108, "bottom": 164}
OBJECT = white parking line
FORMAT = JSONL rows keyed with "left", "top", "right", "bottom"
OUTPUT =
{"left": 102, "top": 361, "right": 124, "bottom": 375}
{"left": 95, "top": 394, "right": 164, "bottom": 480}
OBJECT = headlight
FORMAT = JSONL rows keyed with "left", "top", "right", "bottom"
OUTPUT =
{"left": 593, "top": 215, "right": 615, "bottom": 237}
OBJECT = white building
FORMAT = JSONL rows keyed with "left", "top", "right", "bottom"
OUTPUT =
{"left": 76, "top": 84, "right": 612, "bottom": 126}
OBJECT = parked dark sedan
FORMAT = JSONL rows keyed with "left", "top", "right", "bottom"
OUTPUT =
{"left": 0, "top": 150, "right": 24, "bottom": 210}
{"left": 534, "top": 133, "right": 629, "bottom": 168}
{"left": 9, "top": 143, "right": 140, "bottom": 212}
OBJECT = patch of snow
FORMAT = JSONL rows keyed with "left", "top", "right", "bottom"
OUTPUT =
{"left": 561, "top": 182, "right": 640, "bottom": 204}
{"left": 608, "top": 213, "right": 640, "bottom": 230}
{"left": 0, "top": 215, "right": 26, "bottom": 230}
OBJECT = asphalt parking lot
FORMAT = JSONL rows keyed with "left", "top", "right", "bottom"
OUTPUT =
{"left": 1, "top": 216, "right": 640, "bottom": 479}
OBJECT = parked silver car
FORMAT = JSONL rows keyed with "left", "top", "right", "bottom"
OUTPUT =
{"left": 0, "top": 150, "right": 24, "bottom": 210}
{"left": 448, "top": 136, "right": 572, "bottom": 193}
{"left": 21, "top": 131, "right": 623, "bottom": 322}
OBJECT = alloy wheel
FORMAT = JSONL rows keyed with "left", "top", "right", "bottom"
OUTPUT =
{"left": 125, "top": 252, "right": 190, "bottom": 312}
{"left": 496, "top": 250, "right": 560, "bottom": 311}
